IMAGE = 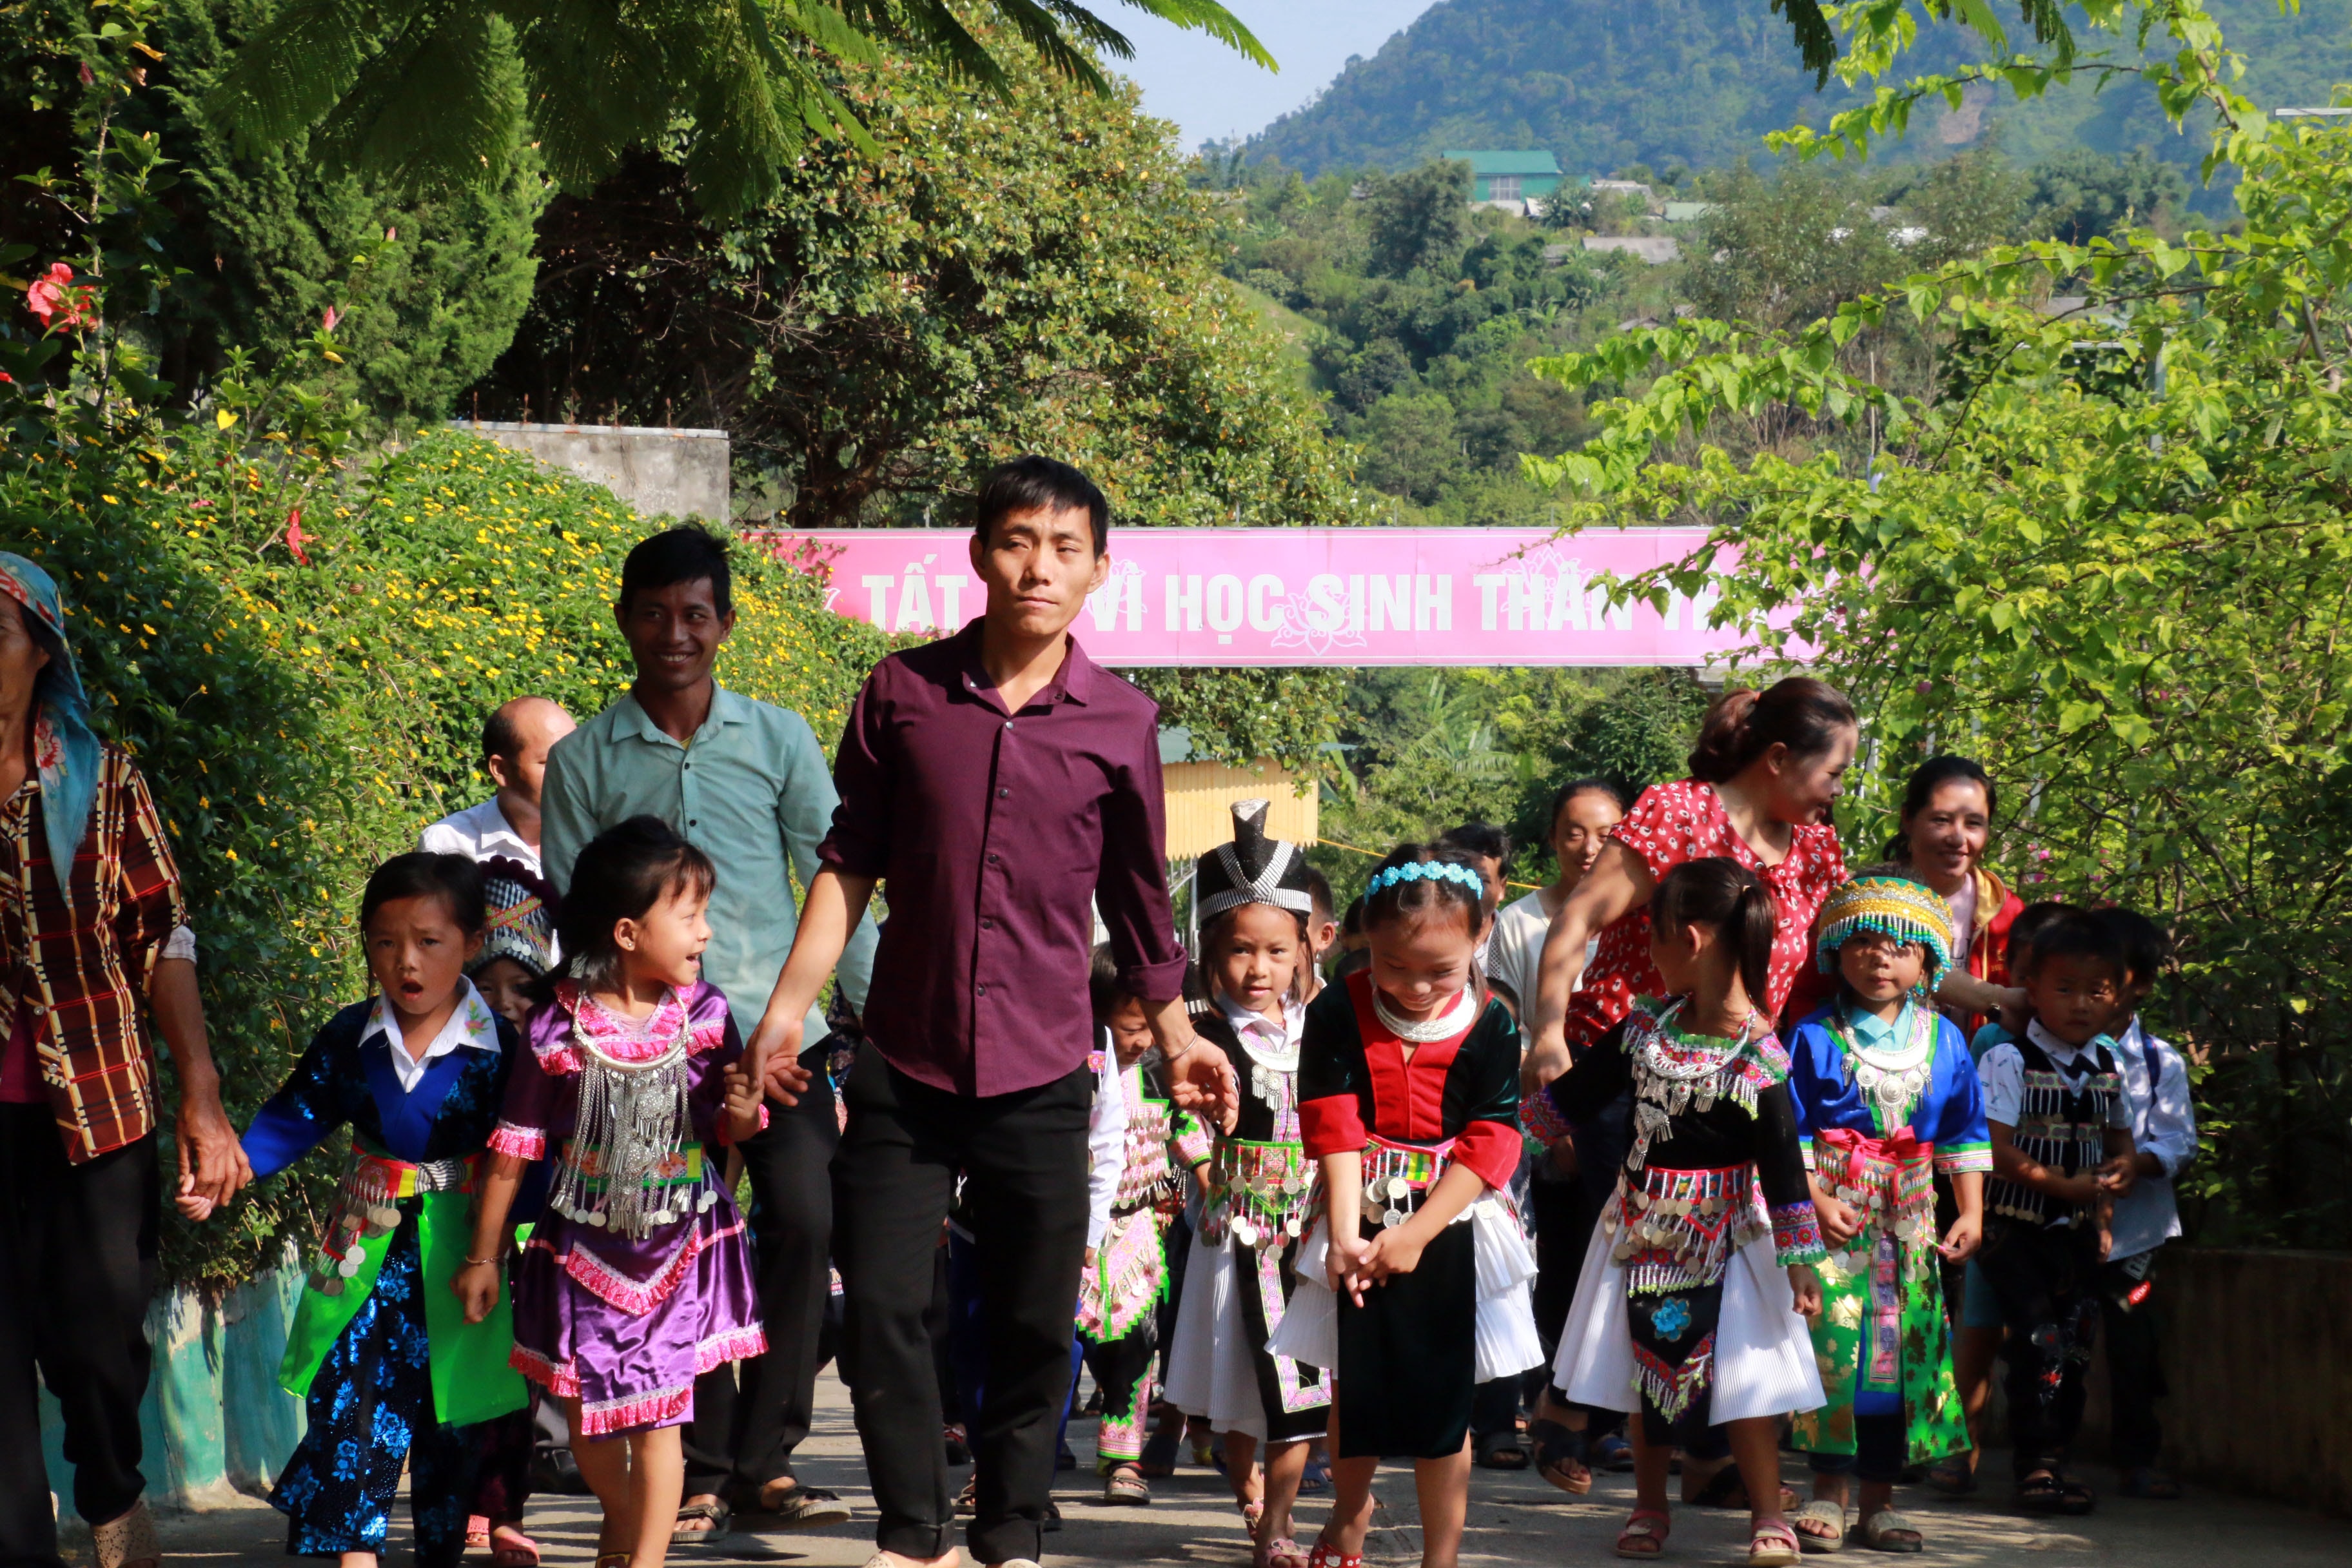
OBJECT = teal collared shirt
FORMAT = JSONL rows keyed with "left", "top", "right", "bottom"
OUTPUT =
{"left": 541, "top": 685, "right": 877, "bottom": 1041}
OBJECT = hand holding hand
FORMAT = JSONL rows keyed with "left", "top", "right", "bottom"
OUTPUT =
{"left": 1788, "top": 1266, "right": 1824, "bottom": 1322}
{"left": 453, "top": 1259, "right": 501, "bottom": 1325}
{"left": 177, "top": 1087, "right": 253, "bottom": 1211}
{"left": 1326, "top": 1230, "right": 1372, "bottom": 1304}
{"left": 174, "top": 1190, "right": 217, "bottom": 1222}
{"left": 723, "top": 1059, "right": 764, "bottom": 1141}
{"left": 751, "top": 1016, "right": 807, "bottom": 1104}
{"left": 1937, "top": 1209, "right": 1983, "bottom": 1264}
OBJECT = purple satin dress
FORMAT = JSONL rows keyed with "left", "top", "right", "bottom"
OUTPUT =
{"left": 491, "top": 980, "right": 765, "bottom": 1436}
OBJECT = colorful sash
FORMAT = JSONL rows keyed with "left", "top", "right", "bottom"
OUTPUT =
{"left": 1604, "top": 1162, "right": 1769, "bottom": 1296}
{"left": 1202, "top": 1137, "right": 1319, "bottom": 1250}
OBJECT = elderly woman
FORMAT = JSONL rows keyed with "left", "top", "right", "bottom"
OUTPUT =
{"left": 0, "top": 554, "right": 248, "bottom": 1568}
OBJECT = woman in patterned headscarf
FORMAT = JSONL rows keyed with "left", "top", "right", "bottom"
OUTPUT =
{"left": 0, "top": 553, "right": 246, "bottom": 1568}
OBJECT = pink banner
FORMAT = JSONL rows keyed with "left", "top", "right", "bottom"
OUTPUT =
{"left": 758, "top": 527, "right": 1749, "bottom": 667}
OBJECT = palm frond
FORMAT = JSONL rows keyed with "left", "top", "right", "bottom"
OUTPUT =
{"left": 313, "top": 4, "right": 525, "bottom": 191}
{"left": 207, "top": 0, "right": 416, "bottom": 146}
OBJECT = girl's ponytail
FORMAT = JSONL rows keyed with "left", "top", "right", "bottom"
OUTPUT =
{"left": 1652, "top": 857, "right": 1779, "bottom": 1014}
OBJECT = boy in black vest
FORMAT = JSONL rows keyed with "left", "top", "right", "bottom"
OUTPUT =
{"left": 1974, "top": 912, "right": 2138, "bottom": 1516}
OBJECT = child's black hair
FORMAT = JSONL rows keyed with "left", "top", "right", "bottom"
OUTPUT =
{"left": 2004, "top": 900, "right": 2077, "bottom": 974}
{"left": 1438, "top": 821, "right": 1512, "bottom": 876}
{"left": 1650, "top": 856, "right": 1776, "bottom": 1012}
{"left": 546, "top": 815, "right": 718, "bottom": 997}
{"left": 2093, "top": 906, "right": 2170, "bottom": 988}
{"left": 1304, "top": 865, "right": 1335, "bottom": 925}
{"left": 1357, "top": 843, "right": 1485, "bottom": 937}
{"left": 1089, "top": 943, "right": 1137, "bottom": 1023}
{"left": 361, "top": 852, "right": 487, "bottom": 936}
{"left": 2027, "top": 909, "right": 2127, "bottom": 980}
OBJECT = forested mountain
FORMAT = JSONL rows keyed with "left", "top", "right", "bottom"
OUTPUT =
{"left": 1246, "top": 0, "right": 2352, "bottom": 184}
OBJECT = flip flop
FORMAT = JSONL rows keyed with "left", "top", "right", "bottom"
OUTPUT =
{"left": 1850, "top": 1509, "right": 1924, "bottom": 1553}
{"left": 671, "top": 1499, "right": 730, "bottom": 1548}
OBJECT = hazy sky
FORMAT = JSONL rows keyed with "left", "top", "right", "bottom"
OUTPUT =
{"left": 1109, "top": 1, "right": 1441, "bottom": 150}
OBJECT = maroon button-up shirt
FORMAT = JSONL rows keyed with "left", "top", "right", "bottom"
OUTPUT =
{"left": 820, "top": 622, "right": 1189, "bottom": 1096}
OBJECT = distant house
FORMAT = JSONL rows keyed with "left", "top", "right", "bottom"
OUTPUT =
{"left": 1662, "top": 201, "right": 1718, "bottom": 222}
{"left": 1443, "top": 150, "right": 1567, "bottom": 205}
{"left": 1583, "top": 235, "right": 1681, "bottom": 264}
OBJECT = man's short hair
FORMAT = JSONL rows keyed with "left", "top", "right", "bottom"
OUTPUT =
{"left": 1438, "top": 821, "right": 1512, "bottom": 874}
{"left": 973, "top": 456, "right": 1108, "bottom": 556}
{"left": 620, "top": 525, "right": 734, "bottom": 618}
{"left": 1304, "top": 865, "right": 1335, "bottom": 924}
{"left": 482, "top": 705, "right": 519, "bottom": 764}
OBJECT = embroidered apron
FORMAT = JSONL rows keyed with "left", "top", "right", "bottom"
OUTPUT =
{"left": 277, "top": 1141, "right": 527, "bottom": 1427}
{"left": 1792, "top": 1125, "right": 1968, "bottom": 1464}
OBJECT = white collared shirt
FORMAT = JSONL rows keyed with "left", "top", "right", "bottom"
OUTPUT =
{"left": 1215, "top": 990, "right": 1304, "bottom": 1062}
{"left": 2108, "top": 1015, "right": 2197, "bottom": 1260}
{"left": 362, "top": 978, "right": 502, "bottom": 1094}
{"left": 420, "top": 798, "right": 542, "bottom": 879}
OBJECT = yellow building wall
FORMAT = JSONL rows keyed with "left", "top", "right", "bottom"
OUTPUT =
{"left": 1162, "top": 761, "right": 1318, "bottom": 860}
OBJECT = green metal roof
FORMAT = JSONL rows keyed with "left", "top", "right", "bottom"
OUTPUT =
{"left": 1442, "top": 150, "right": 1563, "bottom": 177}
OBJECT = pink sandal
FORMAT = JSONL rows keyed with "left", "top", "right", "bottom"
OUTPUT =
{"left": 1749, "top": 1520, "right": 1801, "bottom": 1566}
{"left": 1255, "top": 1539, "right": 1310, "bottom": 1568}
{"left": 1616, "top": 1508, "right": 1670, "bottom": 1559}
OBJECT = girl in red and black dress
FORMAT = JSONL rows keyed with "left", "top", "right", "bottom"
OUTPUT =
{"left": 1281, "top": 845, "right": 1542, "bottom": 1568}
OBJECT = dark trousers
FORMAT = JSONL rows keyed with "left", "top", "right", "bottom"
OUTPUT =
{"left": 2099, "top": 1252, "right": 2166, "bottom": 1469}
{"left": 833, "top": 1046, "right": 1092, "bottom": 1563}
{"left": 1806, "top": 1411, "right": 1906, "bottom": 1485}
{"left": 1978, "top": 1219, "right": 2103, "bottom": 1476}
{"left": 0, "top": 1108, "right": 157, "bottom": 1568}
{"left": 685, "top": 1044, "right": 839, "bottom": 1497}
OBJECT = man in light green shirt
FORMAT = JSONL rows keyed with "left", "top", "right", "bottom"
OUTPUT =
{"left": 542, "top": 525, "right": 875, "bottom": 1531}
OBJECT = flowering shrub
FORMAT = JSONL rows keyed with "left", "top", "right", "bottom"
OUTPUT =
{"left": 3, "top": 419, "right": 892, "bottom": 1286}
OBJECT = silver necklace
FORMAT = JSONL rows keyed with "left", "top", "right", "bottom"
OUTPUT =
{"left": 1830, "top": 1001, "right": 1936, "bottom": 1123}
{"left": 1371, "top": 985, "right": 1478, "bottom": 1043}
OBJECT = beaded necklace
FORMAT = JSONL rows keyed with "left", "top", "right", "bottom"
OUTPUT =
{"left": 1625, "top": 998, "right": 1778, "bottom": 1170}
{"left": 1371, "top": 983, "right": 1479, "bottom": 1044}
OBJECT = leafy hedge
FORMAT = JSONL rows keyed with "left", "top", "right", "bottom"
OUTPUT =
{"left": 3, "top": 426, "right": 892, "bottom": 1286}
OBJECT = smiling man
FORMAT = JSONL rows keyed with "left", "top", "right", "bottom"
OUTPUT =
{"left": 751, "top": 456, "right": 1228, "bottom": 1568}
{"left": 541, "top": 525, "right": 877, "bottom": 1537}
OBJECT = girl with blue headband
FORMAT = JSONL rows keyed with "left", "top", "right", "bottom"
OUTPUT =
{"left": 1271, "top": 843, "right": 1542, "bottom": 1568}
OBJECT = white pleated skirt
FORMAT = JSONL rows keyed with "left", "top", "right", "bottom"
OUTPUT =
{"left": 1268, "top": 1193, "right": 1545, "bottom": 1382}
{"left": 1551, "top": 1208, "right": 1825, "bottom": 1424}
{"left": 1162, "top": 1230, "right": 1272, "bottom": 1439}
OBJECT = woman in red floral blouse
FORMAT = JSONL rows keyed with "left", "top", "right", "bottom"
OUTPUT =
{"left": 1519, "top": 680, "right": 1854, "bottom": 1505}
{"left": 1524, "top": 679, "right": 1858, "bottom": 1079}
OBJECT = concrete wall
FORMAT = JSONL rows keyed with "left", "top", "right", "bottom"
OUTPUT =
{"left": 2070, "top": 1248, "right": 2352, "bottom": 1516}
{"left": 450, "top": 420, "right": 730, "bottom": 522}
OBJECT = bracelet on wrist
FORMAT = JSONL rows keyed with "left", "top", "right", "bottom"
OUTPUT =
{"left": 462, "top": 1255, "right": 497, "bottom": 1268}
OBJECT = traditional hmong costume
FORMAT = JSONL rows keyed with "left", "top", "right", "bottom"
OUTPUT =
{"left": 241, "top": 982, "right": 529, "bottom": 1567}
{"left": 1543, "top": 997, "right": 1826, "bottom": 1439}
{"left": 1975, "top": 1017, "right": 2132, "bottom": 1480}
{"left": 1162, "top": 802, "right": 1331, "bottom": 1442}
{"left": 492, "top": 980, "right": 766, "bottom": 1435}
{"left": 1077, "top": 1060, "right": 1208, "bottom": 1470}
{"left": 1785, "top": 876, "right": 1992, "bottom": 1476}
{"left": 1279, "top": 966, "right": 1543, "bottom": 1458}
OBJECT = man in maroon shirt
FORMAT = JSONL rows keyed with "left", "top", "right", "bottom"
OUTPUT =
{"left": 752, "top": 457, "right": 1228, "bottom": 1568}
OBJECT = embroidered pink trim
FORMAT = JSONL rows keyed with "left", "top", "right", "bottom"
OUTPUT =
{"left": 694, "top": 1325, "right": 767, "bottom": 1373}
{"left": 574, "top": 1383, "right": 694, "bottom": 1436}
{"left": 530, "top": 1213, "right": 749, "bottom": 1315}
{"left": 531, "top": 1041, "right": 583, "bottom": 1075}
{"left": 488, "top": 1122, "right": 546, "bottom": 1160}
{"left": 509, "top": 1344, "right": 581, "bottom": 1397}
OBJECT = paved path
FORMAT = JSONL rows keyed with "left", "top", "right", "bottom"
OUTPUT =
{"left": 128, "top": 1374, "right": 2344, "bottom": 1568}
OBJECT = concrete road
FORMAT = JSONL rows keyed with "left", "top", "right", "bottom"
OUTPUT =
{"left": 125, "top": 1373, "right": 2346, "bottom": 1568}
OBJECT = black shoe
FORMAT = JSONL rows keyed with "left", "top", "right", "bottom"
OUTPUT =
{"left": 1056, "top": 1443, "right": 1077, "bottom": 1472}
{"left": 1044, "top": 1502, "right": 1063, "bottom": 1534}
{"left": 1081, "top": 1387, "right": 1104, "bottom": 1415}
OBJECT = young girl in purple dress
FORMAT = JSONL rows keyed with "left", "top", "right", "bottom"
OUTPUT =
{"left": 455, "top": 817, "right": 767, "bottom": 1568}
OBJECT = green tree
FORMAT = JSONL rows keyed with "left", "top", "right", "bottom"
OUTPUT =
{"left": 1364, "top": 158, "right": 1471, "bottom": 279}
{"left": 1528, "top": 2, "right": 2352, "bottom": 1244}
{"left": 1353, "top": 390, "right": 1465, "bottom": 505}
{"left": 2024, "top": 146, "right": 2188, "bottom": 242}
{"left": 204, "top": 0, "right": 1271, "bottom": 217}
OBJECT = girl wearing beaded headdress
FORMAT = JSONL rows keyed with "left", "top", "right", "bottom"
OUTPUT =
{"left": 454, "top": 818, "right": 767, "bottom": 1568}
{"left": 1161, "top": 801, "right": 1328, "bottom": 1568}
{"left": 1781, "top": 876, "right": 1991, "bottom": 1553}
{"left": 1271, "top": 843, "right": 1541, "bottom": 1568}
{"left": 1540, "top": 858, "right": 1826, "bottom": 1566}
